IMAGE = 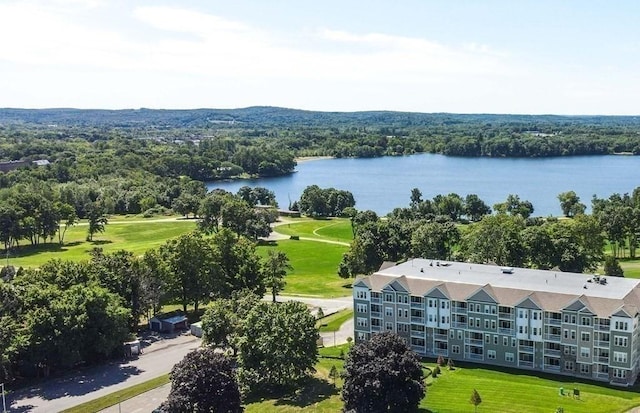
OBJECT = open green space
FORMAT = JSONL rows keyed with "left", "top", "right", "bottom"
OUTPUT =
{"left": 316, "top": 309, "right": 353, "bottom": 332}
{"left": 60, "top": 374, "right": 170, "bottom": 413}
{"left": 258, "top": 239, "right": 350, "bottom": 298}
{"left": 274, "top": 218, "right": 353, "bottom": 243}
{"left": 422, "top": 363, "right": 640, "bottom": 413}
{"left": 6, "top": 218, "right": 196, "bottom": 268}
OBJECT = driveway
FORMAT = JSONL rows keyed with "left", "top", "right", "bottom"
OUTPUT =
{"left": 7, "top": 334, "right": 201, "bottom": 413}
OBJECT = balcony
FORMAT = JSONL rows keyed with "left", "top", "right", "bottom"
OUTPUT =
{"left": 594, "top": 372, "right": 610, "bottom": 381}
{"left": 466, "top": 338, "right": 483, "bottom": 346}
{"left": 452, "top": 306, "right": 468, "bottom": 314}
{"left": 544, "top": 318, "right": 562, "bottom": 326}
{"left": 411, "top": 301, "right": 424, "bottom": 309}
{"left": 433, "top": 348, "right": 449, "bottom": 356}
{"left": 411, "top": 316, "right": 425, "bottom": 324}
{"left": 499, "top": 328, "right": 514, "bottom": 335}
{"left": 411, "top": 345, "right": 425, "bottom": 353}
{"left": 596, "top": 356, "right": 610, "bottom": 363}
{"left": 434, "top": 333, "right": 448, "bottom": 341}
{"left": 611, "top": 377, "right": 630, "bottom": 386}
{"left": 371, "top": 296, "right": 381, "bottom": 303}
{"left": 544, "top": 364, "right": 561, "bottom": 371}
{"left": 371, "top": 325, "right": 381, "bottom": 332}
{"left": 519, "top": 360, "right": 534, "bottom": 368}
{"left": 544, "top": 334, "right": 561, "bottom": 342}
{"left": 595, "top": 323, "right": 610, "bottom": 331}
{"left": 594, "top": 340, "right": 610, "bottom": 347}
{"left": 466, "top": 353, "right": 484, "bottom": 361}
{"left": 499, "top": 312, "right": 514, "bottom": 319}
{"left": 544, "top": 349, "right": 561, "bottom": 357}
{"left": 371, "top": 311, "right": 381, "bottom": 318}
{"left": 452, "top": 321, "right": 467, "bottom": 329}
{"left": 519, "top": 345, "right": 534, "bottom": 353}
{"left": 411, "top": 330, "right": 425, "bottom": 338}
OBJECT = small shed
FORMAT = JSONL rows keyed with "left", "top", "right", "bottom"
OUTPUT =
{"left": 190, "top": 321, "right": 203, "bottom": 338}
{"left": 149, "top": 311, "right": 189, "bottom": 333}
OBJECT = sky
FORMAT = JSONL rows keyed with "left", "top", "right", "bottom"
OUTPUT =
{"left": 1, "top": 0, "right": 640, "bottom": 114}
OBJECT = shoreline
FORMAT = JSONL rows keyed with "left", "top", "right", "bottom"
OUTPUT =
{"left": 295, "top": 155, "right": 334, "bottom": 164}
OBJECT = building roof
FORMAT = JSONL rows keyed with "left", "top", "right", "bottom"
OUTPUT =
{"left": 361, "top": 258, "right": 640, "bottom": 317}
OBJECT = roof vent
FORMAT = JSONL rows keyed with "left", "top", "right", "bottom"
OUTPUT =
{"left": 501, "top": 267, "right": 514, "bottom": 274}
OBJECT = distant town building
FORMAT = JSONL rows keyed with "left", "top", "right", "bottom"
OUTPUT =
{"left": 353, "top": 258, "right": 640, "bottom": 386}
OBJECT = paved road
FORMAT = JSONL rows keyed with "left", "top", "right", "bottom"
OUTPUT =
{"left": 98, "top": 384, "right": 170, "bottom": 413}
{"left": 7, "top": 334, "right": 201, "bottom": 413}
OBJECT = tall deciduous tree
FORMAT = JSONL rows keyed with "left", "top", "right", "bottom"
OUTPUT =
{"left": 558, "top": 191, "right": 586, "bottom": 217}
{"left": 470, "top": 389, "right": 482, "bottom": 412}
{"left": 342, "top": 332, "right": 425, "bottom": 413}
{"left": 262, "top": 250, "right": 291, "bottom": 303}
{"left": 237, "top": 301, "right": 318, "bottom": 393}
{"left": 85, "top": 201, "right": 108, "bottom": 241}
{"left": 162, "top": 348, "right": 243, "bottom": 413}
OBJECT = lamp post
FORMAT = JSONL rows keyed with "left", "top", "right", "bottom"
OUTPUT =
{"left": 1, "top": 382, "right": 7, "bottom": 413}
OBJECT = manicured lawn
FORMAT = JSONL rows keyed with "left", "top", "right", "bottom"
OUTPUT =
{"left": 5, "top": 218, "right": 196, "bottom": 268}
{"left": 317, "top": 309, "right": 353, "bottom": 332}
{"left": 258, "top": 239, "right": 351, "bottom": 298}
{"left": 274, "top": 218, "right": 353, "bottom": 243}
{"left": 423, "top": 362, "right": 640, "bottom": 413}
{"left": 60, "top": 374, "right": 170, "bottom": 413}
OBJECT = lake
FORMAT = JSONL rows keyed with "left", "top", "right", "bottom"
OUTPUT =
{"left": 207, "top": 154, "right": 640, "bottom": 217}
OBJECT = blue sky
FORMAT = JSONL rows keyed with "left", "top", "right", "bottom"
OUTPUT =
{"left": 1, "top": 0, "right": 639, "bottom": 114}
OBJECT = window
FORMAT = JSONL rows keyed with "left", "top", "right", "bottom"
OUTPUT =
{"left": 385, "top": 307, "right": 393, "bottom": 317}
{"left": 357, "top": 332, "right": 366, "bottom": 340}
{"left": 491, "top": 306, "right": 497, "bottom": 314}
{"left": 532, "top": 327, "right": 538, "bottom": 336}
{"left": 487, "top": 350, "right": 496, "bottom": 359}
{"left": 428, "top": 314, "right": 434, "bottom": 322}
{"left": 581, "top": 332, "right": 590, "bottom": 342}
{"left": 580, "top": 364, "right": 590, "bottom": 374}
{"left": 503, "top": 336, "right": 509, "bottom": 346}
{"left": 468, "top": 317, "right": 474, "bottom": 327}
{"left": 505, "top": 352, "right": 514, "bottom": 362}
{"left": 512, "top": 338, "right": 517, "bottom": 347}
{"left": 476, "top": 319, "right": 480, "bottom": 328}
{"left": 615, "top": 321, "right": 629, "bottom": 331}
{"left": 404, "top": 309, "right": 409, "bottom": 318}
{"left": 452, "top": 345, "right": 460, "bottom": 354}
{"left": 581, "top": 317, "right": 591, "bottom": 326}
{"left": 384, "top": 293, "right": 394, "bottom": 302}
{"left": 485, "top": 334, "right": 491, "bottom": 343}
{"left": 356, "top": 318, "right": 368, "bottom": 327}
{"left": 519, "top": 326, "right": 524, "bottom": 334}
{"left": 403, "top": 295, "right": 409, "bottom": 304}
{"left": 493, "top": 335, "right": 498, "bottom": 345}
{"left": 580, "top": 347, "right": 590, "bottom": 358}
{"left": 613, "top": 369, "right": 627, "bottom": 379}
{"left": 458, "top": 331, "right": 463, "bottom": 340}
{"left": 398, "top": 309, "right": 402, "bottom": 317}
{"left": 614, "top": 336, "right": 629, "bottom": 347}
{"left": 484, "top": 305, "right": 490, "bottom": 314}
{"left": 428, "top": 299, "right": 434, "bottom": 308}
{"left": 519, "top": 310, "right": 524, "bottom": 319}
{"left": 356, "top": 290, "right": 368, "bottom": 299}
{"left": 563, "top": 329, "right": 569, "bottom": 339}
{"left": 385, "top": 322, "right": 393, "bottom": 331}
{"left": 614, "top": 351, "right": 628, "bottom": 363}
{"left": 357, "top": 303, "right": 368, "bottom": 313}
{"left": 563, "top": 346, "right": 570, "bottom": 355}
{"left": 564, "top": 361, "right": 574, "bottom": 371}
{"left": 450, "top": 330, "right": 455, "bottom": 339}
{"left": 571, "top": 330, "right": 576, "bottom": 340}
{"left": 491, "top": 320, "right": 496, "bottom": 330}
{"left": 484, "top": 320, "right": 490, "bottom": 329}
{"left": 533, "top": 312, "right": 538, "bottom": 320}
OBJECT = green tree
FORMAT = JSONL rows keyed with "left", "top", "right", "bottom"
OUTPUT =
{"left": 470, "top": 389, "right": 482, "bottom": 413}
{"left": 85, "top": 201, "right": 108, "bottom": 241}
{"left": 604, "top": 255, "right": 624, "bottom": 277}
{"left": 160, "top": 232, "right": 219, "bottom": 313}
{"left": 237, "top": 301, "right": 319, "bottom": 393}
{"left": 162, "top": 348, "right": 243, "bottom": 413}
{"left": 460, "top": 214, "right": 526, "bottom": 266}
{"left": 558, "top": 191, "right": 586, "bottom": 217}
{"left": 411, "top": 221, "right": 460, "bottom": 260}
{"left": 464, "top": 194, "right": 491, "bottom": 222}
{"left": 342, "top": 332, "right": 425, "bottom": 413}
{"left": 54, "top": 201, "right": 77, "bottom": 245}
{"left": 262, "top": 250, "right": 291, "bottom": 302}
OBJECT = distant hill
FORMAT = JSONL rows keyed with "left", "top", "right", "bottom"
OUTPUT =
{"left": 2, "top": 106, "right": 640, "bottom": 129}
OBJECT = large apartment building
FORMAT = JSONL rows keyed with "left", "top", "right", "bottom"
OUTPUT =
{"left": 353, "top": 258, "right": 640, "bottom": 386}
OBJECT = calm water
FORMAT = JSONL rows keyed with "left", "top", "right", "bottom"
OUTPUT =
{"left": 207, "top": 154, "right": 640, "bottom": 217}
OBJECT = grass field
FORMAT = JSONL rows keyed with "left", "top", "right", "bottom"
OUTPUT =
{"left": 6, "top": 218, "right": 196, "bottom": 268}
{"left": 317, "top": 309, "right": 353, "bottom": 332}
{"left": 258, "top": 239, "right": 351, "bottom": 298}
{"left": 274, "top": 218, "right": 353, "bottom": 243}
{"left": 60, "top": 374, "right": 170, "bottom": 413}
{"left": 245, "top": 345, "right": 640, "bottom": 413}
